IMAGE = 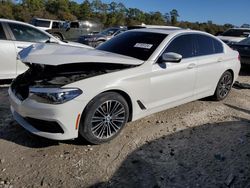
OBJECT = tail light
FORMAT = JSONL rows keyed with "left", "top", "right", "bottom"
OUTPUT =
{"left": 238, "top": 54, "right": 241, "bottom": 61}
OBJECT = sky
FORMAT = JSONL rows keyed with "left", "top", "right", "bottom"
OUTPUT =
{"left": 76, "top": 0, "right": 250, "bottom": 26}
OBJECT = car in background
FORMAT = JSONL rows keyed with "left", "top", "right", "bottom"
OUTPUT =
{"left": 47, "top": 20, "right": 103, "bottom": 41}
{"left": 31, "top": 17, "right": 64, "bottom": 31}
{"left": 78, "top": 27, "right": 127, "bottom": 47}
{"left": 231, "top": 37, "right": 250, "bottom": 65}
{"left": 217, "top": 28, "right": 250, "bottom": 45}
{"left": 127, "top": 24, "right": 180, "bottom": 30}
{"left": 9, "top": 29, "right": 240, "bottom": 144}
{"left": 0, "top": 19, "right": 91, "bottom": 80}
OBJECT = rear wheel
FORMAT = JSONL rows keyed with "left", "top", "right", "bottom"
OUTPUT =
{"left": 214, "top": 71, "right": 233, "bottom": 101}
{"left": 52, "top": 33, "right": 62, "bottom": 41}
{"left": 79, "top": 92, "right": 129, "bottom": 144}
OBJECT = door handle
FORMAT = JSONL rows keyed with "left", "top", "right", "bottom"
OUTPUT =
{"left": 217, "top": 58, "right": 223, "bottom": 62}
{"left": 17, "top": 46, "right": 25, "bottom": 49}
{"left": 187, "top": 63, "right": 196, "bottom": 69}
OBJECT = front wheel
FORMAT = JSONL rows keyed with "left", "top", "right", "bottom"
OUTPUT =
{"left": 213, "top": 71, "right": 233, "bottom": 101}
{"left": 79, "top": 92, "right": 129, "bottom": 144}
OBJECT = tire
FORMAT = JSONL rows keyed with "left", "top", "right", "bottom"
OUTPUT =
{"left": 94, "top": 41, "right": 104, "bottom": 48}
{"left": 79, "top": 92, "right": 129, "bottom": 144}
{"left": 213, "top": 71, "right": 233, "bottom": 101}
{"left": 52, "top": 33, "right": 62, "bottom": 41}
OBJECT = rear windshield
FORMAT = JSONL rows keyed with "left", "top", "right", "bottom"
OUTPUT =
{"left": 221, "top": 29, "right": 250, "bottom": 37}
{"left": 32, "top": 19, "right": 50, "bottom": 28}
{"left": 97, "top": 31, "right": 167, "bottom": 61}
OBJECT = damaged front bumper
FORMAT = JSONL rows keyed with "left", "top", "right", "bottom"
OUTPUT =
{"left": 9, "top": 88, "right": 85, "bottom": 140}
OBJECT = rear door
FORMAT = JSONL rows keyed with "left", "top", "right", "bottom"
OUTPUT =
{"left": 194, "top": 34, "right": 225, "bottom": 97}
{"left": 7, "top": 22, "right": 50, "bottom": 75}
{"left": 0, "top": 22, "right": 17, "bottom": 79}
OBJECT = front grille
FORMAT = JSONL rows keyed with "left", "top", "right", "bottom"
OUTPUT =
{"left": 25, "top": 118, "right": 64, "bottom": 133}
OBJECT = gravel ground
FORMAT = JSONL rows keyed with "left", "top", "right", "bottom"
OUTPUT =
{"left": 0, "top": 69, "right": 250, "bottom": 188}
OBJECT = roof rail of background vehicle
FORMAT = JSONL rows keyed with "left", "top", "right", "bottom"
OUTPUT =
{"left": 31, "top": 17, "right": 63, "bottom": 22}
{"left": 127, "top": 24, "right": 181, "bottom": 30}
{"left": 0, "top": 18, "right": 41, "bottom": 27}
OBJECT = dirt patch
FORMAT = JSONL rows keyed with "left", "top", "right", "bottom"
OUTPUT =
{"left": 0, "top": 69, "right": 250, "bottom": 188}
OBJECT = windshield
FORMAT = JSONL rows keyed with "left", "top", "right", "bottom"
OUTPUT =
{"left": 31, "top": 19, "right": 50, "bottom": 28}
{"left": 97, "top": 31, "right": 167, "bottom": 61}
{"left": 100, "top": 28, "right": 120, "bottom": 36}
{"left": 221, "top": 29, "right": 250, "bottom": 37}
{"left": 239, "top": 37, "right": 250, "bottom": 45}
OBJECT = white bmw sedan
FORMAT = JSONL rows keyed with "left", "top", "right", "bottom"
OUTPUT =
{"left": 9, "top": 29, "right": 240, "bottom": 144}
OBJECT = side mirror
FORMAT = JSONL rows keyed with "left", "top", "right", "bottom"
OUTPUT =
{"left": 160, "top": 52, "right": 182, "bottom": 63}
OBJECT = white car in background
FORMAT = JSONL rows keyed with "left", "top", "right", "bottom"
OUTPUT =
{"left": 9, "top": 29, "right": 240, "bottom": 144}
{"left": 217, "top": 28, "right": 250, "bottom": 45}
{"left": 0, "top": 19, "right": 91, "bottom": 80}
{"left": 31, "top": 17, "right": 64, "bottom": 31}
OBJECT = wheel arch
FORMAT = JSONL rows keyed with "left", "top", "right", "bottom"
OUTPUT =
{"left": 52, "top": 32, "right": 64, "bottom": 40}
{"left": 226, "top": 69, "right": 234, "bottom": 82}
{"left": 100, "top": 89, "right": 133, "bottom": 122}
{"left": 81, "top": 89, "right": 133, "bottom": 123}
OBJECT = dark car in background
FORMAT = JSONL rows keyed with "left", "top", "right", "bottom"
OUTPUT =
{"left": 231, "top": 37, "right": 250, "bottom": 66}
{"left": 78, "top": 27, "right": 127, "bottom": 47}
{"left": 47, "top": 20, "right": 103, "bottom": 41}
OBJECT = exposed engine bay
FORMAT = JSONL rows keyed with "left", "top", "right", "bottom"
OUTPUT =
{"left": 11, "top": 62, "right": 136, "bottom": 100}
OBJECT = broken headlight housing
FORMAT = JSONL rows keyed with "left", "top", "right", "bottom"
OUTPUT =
{"left": 29, "top": 87, "right": 82, "bottom": 104}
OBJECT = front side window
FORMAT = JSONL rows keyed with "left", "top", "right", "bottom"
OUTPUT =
{"left": 164, "top": 34, "right": 195, "bottom": 58}
{"left": 196, "top": 34, "right": 223, "bottom": 56}
{"left": 97, "top": 31, "right": 167, "bottom": 61}
{"left": 9, "top": 23, "right": 50, "bottom": 42}
{"left": 0, "top": 23, "right": 6, "bottom": 40}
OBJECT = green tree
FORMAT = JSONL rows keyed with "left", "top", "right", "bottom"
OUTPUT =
{"left": 0, "top": 0, "right": 14, "bottom": 19}
{"left": 170, "top": 9, "right": 179, "bottom": 25}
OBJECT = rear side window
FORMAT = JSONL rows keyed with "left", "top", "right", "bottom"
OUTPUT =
{"left": 164, "top": 34, "right": 195, "bottom": 58}
{"left": 32, "top": 19, "right": 50, "bottom": 28}
{"left": 0, "top": 23, "right": 6, "bottom": 40}
{"left": 9, "top": 23, "right": 50, "bottom": 42}
{"left": 196, "top": 34, "right": 223, "bottom": 56}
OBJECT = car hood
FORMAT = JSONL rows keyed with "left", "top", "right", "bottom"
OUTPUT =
{"left": 60, "top": 40, "right": 94, "bottom": 48}
{"left": 19, "top": 43, "right": 144, "bottom": 66}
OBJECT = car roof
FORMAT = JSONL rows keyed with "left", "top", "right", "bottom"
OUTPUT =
{"left": 129, "top": 28, "right": 212, "bottom": 36}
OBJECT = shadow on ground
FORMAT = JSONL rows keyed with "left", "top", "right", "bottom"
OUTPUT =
{"left": 91, "top": 119, "right": 250, "bottom": 188}
{"left": 239, "top": 65, "right": 250, "bottom": 76}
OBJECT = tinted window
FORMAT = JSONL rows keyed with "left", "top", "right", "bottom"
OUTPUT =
{"left": 9, "top": 23, "right": 50, "bottom": 42}
{"left": 164, "top": 34, "right": 195, "bottom": 58}
{"left": 70, "top": 22, "right": 79, "bottom": 28}
{"left": 52, "top": 22, "right": 60, "bottom": 29}
{"left": 196, "top": 35, "right": 223, "bottom": 56}
{"left": 222, "top": 29, "right": 250, "bottom": 37}
{"left": 31, "top": 19, "right": 50, "bottom": 28}
{"left": 212, "top": 38, "right": 223, "bottom": 54}
{"left": 0, "top": 23, "right": 6, "bottom": 40}
{"left": 97, "top": 31, "right": 167, "bottom": 61}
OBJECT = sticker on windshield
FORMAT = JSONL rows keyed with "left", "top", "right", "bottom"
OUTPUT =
{"left": 134, "top": 43, "right": 153, "bottom": 49}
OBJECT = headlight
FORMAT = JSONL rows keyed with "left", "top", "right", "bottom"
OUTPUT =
{"left": 29, "top": 87, "right": 82, "bottom": 104}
